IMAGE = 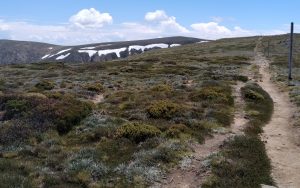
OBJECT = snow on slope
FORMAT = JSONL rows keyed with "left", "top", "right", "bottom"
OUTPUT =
{"left": 170, "top": 44, "right": 181, "bottom": 47}
{"left": 42, "top": 42, "right": 192, "bottom": 61}
{"left": 80, "top": 47, "right": 97, "bottom": 50}
{"left": 41, "top": 54, "right": 50, "bottom": 59}
{"left": 56, "top": 53, "right": 70, "bottom": 60}
{"left": 49, "top": 48, "right": 72, "bottom": 58}
{"left": 98, "top": 47, "right": 127, "bottom": 58}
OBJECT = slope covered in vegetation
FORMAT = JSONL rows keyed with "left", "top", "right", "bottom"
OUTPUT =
{"left": 0, "top": 37, "right": 259, "bottom": 187}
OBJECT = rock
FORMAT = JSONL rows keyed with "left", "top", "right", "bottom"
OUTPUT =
{"left": 261, "top": 184, "right": 277, "bottom": 188}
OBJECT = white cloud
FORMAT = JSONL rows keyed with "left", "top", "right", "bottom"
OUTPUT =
{"left": 145, "top": 10, "right": 168, "bottom": 22}
{"left": 0, "top": 9, "right": 287, "bottom": 45}
{"left": 144, "top": 10, "right": 189, "bottom": 33}
{"left": 69, "top": 8, "right": 112, "bottom": 28}
{"left": 190, "top": 22, "right": 263, "bottom": 39}
{"left": 191, "top": 22, "right": 231, "bottom": 35}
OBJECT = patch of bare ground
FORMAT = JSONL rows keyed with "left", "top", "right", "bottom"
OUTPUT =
{"left": 254, "top": 40, "right": 300, "bottom": 187}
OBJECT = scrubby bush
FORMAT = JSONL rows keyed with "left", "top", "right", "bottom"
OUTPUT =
{"left": 35, "top": 80, "right": 55, "bottom": 90}
{"left": 190, "top": 86, "right": 233, "bottom": 105}
{"left": 233, "top": 75, "right": 249, "bottom": 82}
{"left": 241, "top": 83, "right": 273, "bottom": 124}
{"left": 85, "top": 83, "right": 104, "bottom": 93}
{"left": 151, "top": 84, "right": 172, "bottom": 93}
{"left": 41, "top": 95, "right": 93, "bottom": 134}
{"left": 0, "top": 159, "right": 32, "bottom": 188}
{"left": 244, "top": 89, "right": 265, "bottom": 101}
{"left": 204, "top": 136, "right": 273, "bottom": 188}
{"left": 115, "top": 122, "right": 161, "bottom": 143}
{"left": 0, "top": 94, "right": 93, "bottom": 136}
{"left": 147, "top": 100, "right": 182, "bottom": 119}
{"left": 4, "top": 99, "right": 28, "bottom": 119}
{"left": 166, "top": 124, "right": 190, "bottom": 138}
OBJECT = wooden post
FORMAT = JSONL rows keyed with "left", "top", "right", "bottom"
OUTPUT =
{"left": 267, "top": 41, "right": 270, "bottom": 57}
{"left": 288, "top": 22, "right": 294, "bottom": 80}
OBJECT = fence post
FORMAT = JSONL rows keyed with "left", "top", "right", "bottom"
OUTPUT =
{"left": 288, "top": 22, "right": 294, "bottom": 81}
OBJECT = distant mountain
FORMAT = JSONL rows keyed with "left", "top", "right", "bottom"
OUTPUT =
{"left": 0, "top": 37, "right": 207, "bottom": 64}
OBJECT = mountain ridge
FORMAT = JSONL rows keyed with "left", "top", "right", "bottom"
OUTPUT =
{"left": 0, "top": 36, "right": 206, "bottom": 64}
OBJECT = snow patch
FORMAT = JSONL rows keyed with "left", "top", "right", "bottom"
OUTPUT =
{"left": 98, "top": 47, "right": 127, "bottom": 58}
{"left": 56, "top": 53, "right": 70, "bottom": 60}
{"left": 145, "top": 43, "right": 169, "bottom": 49}
{"left": 41, "top": 54, "right": 50, "bottom": 59}
{"left": 78, "top": 50, "right": 98, "bottom": 57}
{"left": 170, "top": 44, "right": 181, "bottom": 47}
{"left": 129, "top": 45, "right": 146, "bottom": 52}
{"left": 48, "top": 47, "right": 53, "bottom": 50}
{"left": 80, "top": 46, "right": 97, "bottom": 50}
{"left": 49, "top": 48, "right": 72, "bottom": 58}
{"left": 198, "top": 41, "right": 209, "bottom": 43}
{"left": 80, "top": 44, "right": 111, "bottom": 50}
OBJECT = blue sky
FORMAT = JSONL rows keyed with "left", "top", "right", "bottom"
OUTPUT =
{"left": 0, "top": 0, "right": 298, "bottom": 45}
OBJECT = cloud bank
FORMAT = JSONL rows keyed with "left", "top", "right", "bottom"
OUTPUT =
{"left": 0, "top": 8, "right": 286, "bottom": 45}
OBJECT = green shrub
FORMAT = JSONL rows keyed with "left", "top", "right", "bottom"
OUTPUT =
{"left": 190, "top": 86, "right": 233, "bottom": 105}
{"left": 147, "top": 100, "right": 181, "bottom": 119}
{"left": 233, "top": 75, "right": 249, "bottom": 82}
{"left": 85, "top": 83, "right": 104, "bottom": 93}
{"left": 0, "top": 159, "right": 32, "bottom": 188}
{"left": 166, "top": 124, "right": 190, "bottom": 138}
{"left": 0, "top": 79, "right": 5, "bottom": 90}
{"left": 4, "top": 99, "right": 28, "bottom": 119}
{"left": 1, "top": 93, "right": 93, "bottom": 135}
{"left": 49, "top": 96, "right": 93, "bottom": 134}
{"left": 204, "top": 136, "right": 273, "bottom": 188}
{"left": 244, "top": 89, "right": 265, "bottom": 101}
{"left": 115, "top": 122, "right": 161, "bottom": 143}
{"left": 209, "top": 108, "right": 233, "bottom": 126}
{"left": 241, "top": 83, "right": 273, "bottom": 124}
{"left": 35, "top": 80, "right": 55, "bottom": 90}
{"left": 96, "top": 138, "right": 137, "bottom": 165}
{"left": 151, "top": 84, "right": 172, "bottom": 93}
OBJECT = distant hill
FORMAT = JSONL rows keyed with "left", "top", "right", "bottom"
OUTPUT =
{"left": 0, "top": 36, "right": 207, "bottom": 64}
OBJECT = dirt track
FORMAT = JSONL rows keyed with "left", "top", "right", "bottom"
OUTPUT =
{"left": 255, "top": 39, "right": 300, "bottom": 188}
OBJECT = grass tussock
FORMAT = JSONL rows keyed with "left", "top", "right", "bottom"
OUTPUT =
{"left": 203, "top": 83, "right": 274, "bottom": 188}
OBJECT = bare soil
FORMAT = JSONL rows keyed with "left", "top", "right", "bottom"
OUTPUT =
{"left": 254, "top": 39, "right": 300, "bottom": 188}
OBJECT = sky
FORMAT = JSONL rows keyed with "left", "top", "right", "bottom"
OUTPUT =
{"left": 0, "top": 0, "right": 298, "bottom": 45}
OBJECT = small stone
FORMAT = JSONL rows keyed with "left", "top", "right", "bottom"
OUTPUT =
{"left": 261, "top": 184, "right": 277, "bottom": 188}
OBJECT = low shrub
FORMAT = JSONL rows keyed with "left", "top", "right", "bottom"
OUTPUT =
{"left": 0, "top": 94, "right": 93, "bottom": 136}
{"left": 151, "top": 84, "right": 172, "bottom": 93}
{"left": 4, "top": 99, "right": 29, "bottom": 119}
{"left": 166, "top": 124, "right": 190, "bottom": 138}
{"left": 190, "top": 86, "right": 233, "bottom": 105}
{"left": 85, "top": 83, "right": 104, "bottom": 93}
{"left": 241, "top": 83, "right": 273, "bottom": 125}
{"left": 147, "top": 100, "right": 182, "bottom": 119}
{"left": 115, "top": 122, "right": 161, "bottom": 143}
{"left": 35, "top": 80, "right": 55, "bottom": 90}
{"left": 43, "top": 95, "right": 93, "bottom": 134}
{"left": 96, "top": 138, "right": 137, "bottom": 165}
{"left": 204, "top": 136, "right": 273, "bottom": 188}
{"left": 0, "top": 158, "right": 32, "bottom": 188}
{"left": 244, "top": 89, "right": 265, "bottom": 101}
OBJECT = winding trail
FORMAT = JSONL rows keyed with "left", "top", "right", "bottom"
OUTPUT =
{"left": 154, "top": 38, "right": 300, "bottom": 188}
{"left": 152, "top": 82, "right": 247, "bottom": 188}
{"left": 255, "top": 38, "right": 300, "bottom": 188}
